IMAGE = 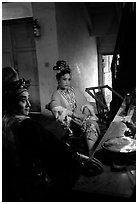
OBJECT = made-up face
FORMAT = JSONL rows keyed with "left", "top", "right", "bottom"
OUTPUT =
{"left": 58, "top": 73, "right": 71, "bottom": 90}
{"left": 14, "top": 90, "right": 31, "bottom": 116}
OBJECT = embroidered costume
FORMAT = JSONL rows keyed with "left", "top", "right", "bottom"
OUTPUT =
{"left": 50, "top": 86, "right": 100, "bottom": 155}
{"left": 48, "top": 60, "right": 100, "bottom": 156}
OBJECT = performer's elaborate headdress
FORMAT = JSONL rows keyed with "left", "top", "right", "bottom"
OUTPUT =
{"left": 53, "top": 60, "right": 70, "bottom": 73}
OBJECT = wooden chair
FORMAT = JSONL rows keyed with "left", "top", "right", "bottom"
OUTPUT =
{"left": 85, "top": 85, "right": 124, "bottom": 126}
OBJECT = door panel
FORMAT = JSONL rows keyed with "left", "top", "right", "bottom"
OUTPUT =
{"left": 2, "top": 24, "right": 14, "bottom": 67}
{"left": 2, "top": 52, "right": 14, "bottom": 68}
{"left": 2, "top": 18, "right": 41, "bottom": 112}
{"left": 16, "top": 50, "right": 39, "bottom": 85}
{"left": 12, "top": 22, "right": 35, "bottom": 49}
{"left": 2, "top": 25, "right": 12, "bottom": 49}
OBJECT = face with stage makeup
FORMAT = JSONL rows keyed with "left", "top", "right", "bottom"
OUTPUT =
{"left": 3, "top": 77, "right": 31, "bottom": 116}
{"left": 57, "top": 72, "right": 71, "bottom": 90}
{"left": 53, "top": 60, "right": 72, "bottom": 90}
{"left": 14, "top": 90, "right": 31, "bottom": 116}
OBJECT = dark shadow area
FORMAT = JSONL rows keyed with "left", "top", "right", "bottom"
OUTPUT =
{"left": 29, "top": 113, "right": 65, "bottom": 140}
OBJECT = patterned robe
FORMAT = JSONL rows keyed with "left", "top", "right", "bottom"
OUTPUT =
{"left": 50, "top": 87, "right": 100, "bottom": 143}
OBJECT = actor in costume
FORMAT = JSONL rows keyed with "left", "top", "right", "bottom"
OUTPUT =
{"left": 2, "top": 66, "right": 103, "bottom": 201}
{"left": 49, "top": 60, "right": 100, "bottom": 157}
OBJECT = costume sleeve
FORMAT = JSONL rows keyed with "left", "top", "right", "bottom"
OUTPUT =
{"left": 50, "top": 91, "right": 63, "bottom": 118}
{"left": 81, "top": 103, "right": 98, "bottom": 121}
{"left": 18, "top": 118, "right": 79, "bottom": 187}
{"left": 50, "top": 91, "right": 61, "bottom": 108}
{"left": 50, "top": 91, "right": 72, "bottom": 123}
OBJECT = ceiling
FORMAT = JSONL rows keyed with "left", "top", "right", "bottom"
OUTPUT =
{"left": 83, "top": 2, "right": 124, "bottom": 37}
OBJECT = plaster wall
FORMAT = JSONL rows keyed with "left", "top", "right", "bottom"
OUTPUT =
{"left": 32, "top": 2, "right": 59, "bottom": 114}
{"left": 55, "top": 3, "right": 98, "bottom": 101}
{"left": 2, "top": 2, "right": 33, "bottom": 20}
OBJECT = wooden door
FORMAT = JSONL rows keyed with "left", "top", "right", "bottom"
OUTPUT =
{"left": 2, "top": 18, "right": 41, "bottom": 112}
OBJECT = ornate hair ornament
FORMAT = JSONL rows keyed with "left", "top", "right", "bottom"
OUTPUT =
{"left": 53, "top": 60, "right": 70, "bottom": 73}
{"left": 3, "top": 78, "right": 30, "bottom": 96}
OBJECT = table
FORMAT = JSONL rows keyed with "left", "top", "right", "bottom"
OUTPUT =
{"left": 73, "top": 102, "right": 136, "bottom": 201}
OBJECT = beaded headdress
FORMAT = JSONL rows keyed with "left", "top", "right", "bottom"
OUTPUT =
{"left": 53, "top": 60, "right": 70, "bottom": 73}
{"left": 3, "top": 78, "right": 30, "bottom": 97}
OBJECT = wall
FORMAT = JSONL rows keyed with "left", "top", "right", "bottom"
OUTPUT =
{"left": 31, "top": 2, "right": 99, "bottom": 112}
{"left": 2, "top": 2, "right": 33, "bottom": 20}
{"left": 55, "top": 2, "right": 98, "bottom": 100}
{"left": 32, "top": 2, "right": 59, "bottom": 114}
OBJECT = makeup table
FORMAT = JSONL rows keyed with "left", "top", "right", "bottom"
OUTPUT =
{"left": 73, "top": 101, "right": 136, "bottom": 201}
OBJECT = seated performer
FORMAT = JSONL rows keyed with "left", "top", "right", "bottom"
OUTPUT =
{"left": 48, "top": 60, "right": 100, "bottom": 157}
{"left": 2, "top": 66, "right": 103, "bottom": 202}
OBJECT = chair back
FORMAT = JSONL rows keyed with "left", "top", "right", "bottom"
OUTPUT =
{"left": 94, "top": 91, "right": 109, "bottom": 115}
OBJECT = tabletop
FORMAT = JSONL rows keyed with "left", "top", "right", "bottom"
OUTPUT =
{"left": 73, "top": 101, "right": 136, "bottom": 201}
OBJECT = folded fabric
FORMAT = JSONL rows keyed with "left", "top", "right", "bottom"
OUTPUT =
{"left": 81, "top": 103, "right": 98, "bottom": 121}
{"left": 51, "top": 106, "right": 73, "bottom": 129}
